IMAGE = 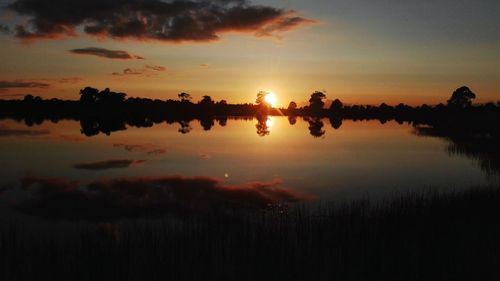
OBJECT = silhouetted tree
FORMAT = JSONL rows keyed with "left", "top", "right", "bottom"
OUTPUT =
{"left": 80, "top": 87, "right": 99, "bottom": 104}
{"left": 199, "top": 95, "right": 214, "bottom": 106}
{"left": 329, "top": 98, "right": 343, "bottom": 113}
{"left": 288, "top": 101, "right": 297, "bottom": 111}
{"left": 255, "top": 91, "right": 266, "bottom": 106}
{"left": 23, "top": 94, "right": 34, "bottom": 102}
{"left": 447, "top": 86, "right": 476, "bottom": 108}
{"left": 309, "top": 91, "right": 326, "bottom": 113}
{"left": 178, "top": 92, "right": 192, "bottom": 103}
{"left": 99, "top": 88, "right": 126, "bottom": 104}
{"left": 255, "top": 91, "right": 270, "bottom": 115}
{"left": 288, "top": 115, "right": 297, "bottom": 125}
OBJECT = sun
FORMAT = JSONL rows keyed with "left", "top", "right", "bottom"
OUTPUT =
{"left": 264, "top": 92, "right": 278, "bottom": 107}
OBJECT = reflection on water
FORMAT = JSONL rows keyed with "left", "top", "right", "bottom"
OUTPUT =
{"left": 305, "top": 117, "right": 325, "bottom": 138}
{"left": 13, "top": 175, "right": 312, "bottom": 221}
{"left": 255, "top": 116, "right": 271, "bottom": 137}
{"left": 0, "top": 116, "right": 499, "bottom": 222}
{"left": 414, "top": 123, "right": 500, "bottom": 175}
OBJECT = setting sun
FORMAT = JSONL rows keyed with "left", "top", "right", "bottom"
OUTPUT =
{"left": 264, "top": 92, "right": 278, "bottom": 108}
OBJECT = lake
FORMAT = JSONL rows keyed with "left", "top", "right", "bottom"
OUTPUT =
{"left": 0, "top": 116, "right": 498, "bottom": 222}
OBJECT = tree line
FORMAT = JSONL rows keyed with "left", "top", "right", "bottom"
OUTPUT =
{"left": 1, "top": 85, "right": 499, "bottom": 126}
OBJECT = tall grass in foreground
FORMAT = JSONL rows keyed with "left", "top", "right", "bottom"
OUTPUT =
{"left": 1, "top": 187, "right": 500, "bottom": 281}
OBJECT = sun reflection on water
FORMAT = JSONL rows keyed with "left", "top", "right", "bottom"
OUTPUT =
{"left": 266, "top": 118, "right": 274, "bottom": 128}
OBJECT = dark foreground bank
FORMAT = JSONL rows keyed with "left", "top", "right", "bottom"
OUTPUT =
{"left": 1, "top": 186, "right": 500, "bottom": 281}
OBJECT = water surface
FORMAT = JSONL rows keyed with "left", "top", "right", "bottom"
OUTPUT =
{"left": 0, "top": 117, "right": 497, "bottom": 221}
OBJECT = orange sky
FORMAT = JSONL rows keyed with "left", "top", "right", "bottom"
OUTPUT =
{"left": 0, "top": 0, "right": 499, "bottom": 106}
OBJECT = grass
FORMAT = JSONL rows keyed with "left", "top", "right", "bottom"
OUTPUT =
{"left": 1, "top": 187, "right": 500, "bottom": 281}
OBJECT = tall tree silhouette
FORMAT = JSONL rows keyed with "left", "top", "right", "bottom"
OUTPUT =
{"left": 447, "top": 86, "right": 476, "bottom": 108}
{"left": 309, "top": 91, "right": 326, "bottom": 113}
{"left": 199, "top": 95, "right": 214, "bottom": 106}
{"left": 255, "top": 91, "right": 270, "bottom": 115}
{"left": 329, "top": 98, "right": 343, "bottom": 113}
{"left": 80, "top": 87, "right": 99, "bottom": 104}
{"left": 255, "top": 91, "right": 266, "bottom": 106}
{"left": 178, "top": 92, "right": 192, "bottom": 103}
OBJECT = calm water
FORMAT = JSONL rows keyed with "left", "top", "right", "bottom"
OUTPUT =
{"left": 0, "top": 117, "right": 498, "bottom": 221}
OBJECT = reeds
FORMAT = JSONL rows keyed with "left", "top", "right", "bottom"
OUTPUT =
{"left": 1, "top": 187, "right": 500, "bottom": 281}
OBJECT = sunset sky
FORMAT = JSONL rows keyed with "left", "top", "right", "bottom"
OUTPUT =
{"left": 0, "top": 0, "right": 498, "bottom": 106}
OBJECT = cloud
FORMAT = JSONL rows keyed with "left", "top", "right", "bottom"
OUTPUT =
{"left": 112, "top": 68, "right": 144, "bottom": 76}
{"left": 0, "top": 125, "right": 50, "bottom": 137}
{"left": 38, "top": 76, "right": 83, "bottom": 84}
{"left": 69, "top": 47, "right": 144, "bottom": 59}
{"left": 145, "top": 65, "right": 167, "bottom": 71}
{"left": 112, "top": 65, "right": 167, "bottom": 76}
{"left": 255, "top": 15, "right": 316, "bottom": 37}
{"left": 0, "top": 93, "right": 26, "bottom": 98}
{"left": 200, "top": 63, "right": 209, "bottom": 68}
{"left": 72, "top": 159, "right": 146, "bottom": 170}
{"left": 8, "top": 0, "right": 314, "bottom": 42}
{"left": 0, "top": 77, "right": 82, "bottom": 91}
{"left": 16, "top": 175, "right": 314, "bottom": 221}
{"left": 147, "top": 149, "right": 167, "bottom": 155}
{"left": 57, "top": 77, "right": 83, "bottom": 84}
{"left": 0, "top": 80, "right": 50, "bottom": 89}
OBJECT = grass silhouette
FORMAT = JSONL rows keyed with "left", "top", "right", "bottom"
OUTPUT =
{"left": 1, "top": 186, "right": 500, "bottom": 280}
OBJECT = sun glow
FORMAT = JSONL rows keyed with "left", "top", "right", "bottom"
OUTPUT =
{"left": 264, "top": 92, "right": 278, "bottom": 108}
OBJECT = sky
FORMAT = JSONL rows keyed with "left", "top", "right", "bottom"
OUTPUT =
{"left": 0, "top": 0, "right": 499, "bottom": 106}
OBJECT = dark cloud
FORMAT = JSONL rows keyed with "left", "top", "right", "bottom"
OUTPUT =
{"left": 0, "top": 93, "right": 26, "bottom": 98}
{"left": 0, "top": 80, "right": 50, "bottom": 89}
{"left": 112, "top": 65, "right": 167, "bottom": 76}
{"left": 0, "top": 125, "right": 50, "bottom": 137}
{"left": 147, "top": 149, "right": 167, "bottom": 155}
{"left": 17, "top": 175, "right": 314, "bottom": 221}
{"left": 112, "top": 68, "right": 145, "bottom": 76}
{"left": 145, "top": 65, "right": 167, "bottom": 71}
{"left": 8, "top": 0, "right": 314, "bottom": 42}
{"left": 0, "top": 77, "right": 82, "bottom": 92}
{"left": 69, "top": 47, "right": 144, "bottom": 59}
{"left": 39, "top": 76, "right": 83, "bottom": 84}
{"left": 72, "top": 159, "right": 146, "bottom": 170}
{"left": 256, "top": 16, "right": 316, "bottom": 37}
{"left": 57, "top": 77, "right": 83, "bottom": 84}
